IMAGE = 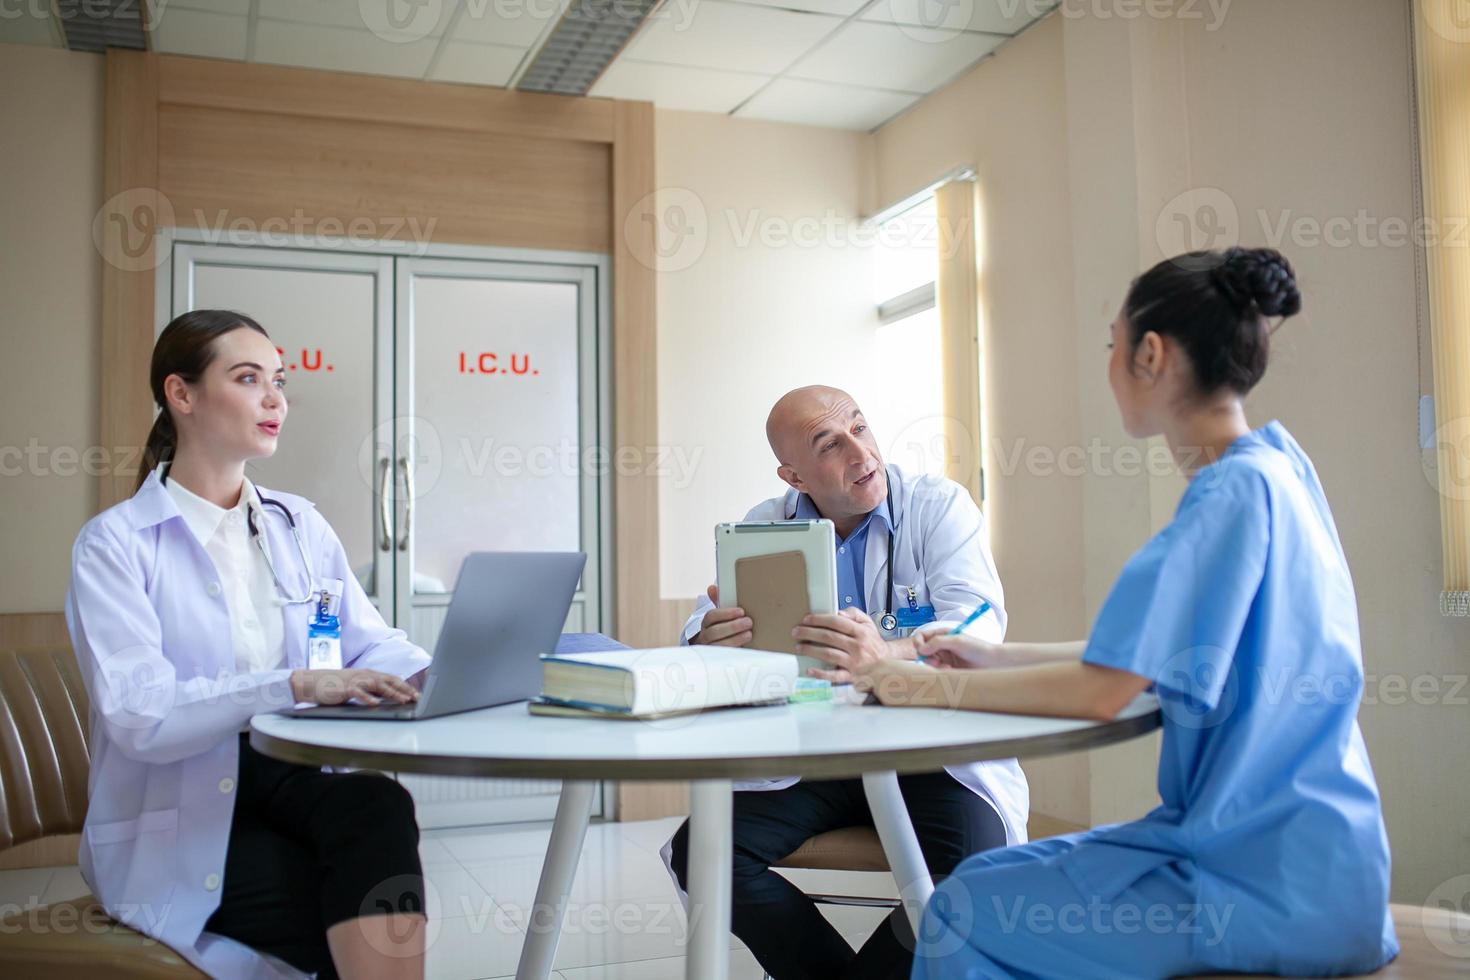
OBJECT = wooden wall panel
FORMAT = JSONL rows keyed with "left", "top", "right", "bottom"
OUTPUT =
{"left": 0, "top": 612, "right": 69, "bottom": 649}
{"left": 610, "top": 100, "right": 661, "bottom": 649}
{"left": 158, "top": 56, "right": 615, "bottom": 145}
{"left": 98, "top": 50, "right": 158, "bottom": 510}
{"left": 158, "top": 105, "right": 612, "bottom": 254}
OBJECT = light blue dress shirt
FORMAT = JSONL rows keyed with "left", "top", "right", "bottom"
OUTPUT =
{"left": 794, "top": 493, "right": 891, "bottom": 613}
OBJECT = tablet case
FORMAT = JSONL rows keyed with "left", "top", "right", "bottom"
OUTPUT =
{"left": 735, "top": 550, "right": 810, "bottom": 655}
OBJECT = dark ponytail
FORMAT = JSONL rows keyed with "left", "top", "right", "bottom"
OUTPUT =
{"left": 137, "top": 310, "right": 270, "bottom": 490}
{"left": 1123, "top": 246, "right": 1302, "bottom": 396}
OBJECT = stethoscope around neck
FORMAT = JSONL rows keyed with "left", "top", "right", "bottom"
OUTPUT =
{"left": 877, "top": 479, "right": 900, "bottom": 633}
{"left": 161, "top": 467, "right": 318, "bottom": 605}
{"left": 794, "top": 472, "right": 902, "bottom": 633}
{"left": 244, "top": 494, "right": 318, "bottom": 605}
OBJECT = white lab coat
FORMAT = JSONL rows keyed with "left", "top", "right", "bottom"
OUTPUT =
{"left": 678, "top": 464, "right": 1030, "bottom": 845}
{"left": 64, "top": 469, "right": 431, "bottom": 978}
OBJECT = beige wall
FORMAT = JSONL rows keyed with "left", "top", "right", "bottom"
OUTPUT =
{"left": 0, "top": 44, "right": 103, "bottom": 614}
{"left": 874, "top": 15, "right": 1093, "bottom": 824}
{"left": 654, "top": 110, "right": 885, "bottom": 601}
{"left": 872, "top": 0, "right": 1470, "bottom": 903}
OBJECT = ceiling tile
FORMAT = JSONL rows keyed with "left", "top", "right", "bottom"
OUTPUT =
{"left": 861, "top": 0, "right": 1056, "bottom": 35}
{"left": 722, "top": 0, "right": 867, "bottom": 16}
{"left": 450, "top": 0, "right": 561, "bottom": 48}
{"left": 253, "top": 20, "right": 439, "bottom": 78}
{"left": 167, "top": 0, "right": 251, "bottom": 14}
{"left": 429, "top": 40, "right": 525, "bottom": 86}
{"left": 152, "top": 7, "right": 248, "bottom": 59}
{"left": 789, "top": 20, "right": 1001, "bottom": 92}
{"left": 0, "top": 10, "right": 60, "bottom": 46}
{"left": 736, "top": 77, "right": 919, "bottom": 131}
{"left": 259, "top": 0, "right": 456, "bottom": 39}
{"left": 622, "top": 0, "right": 839, "bottom": 75}
{"left": 590, "top": 59, "right": 770, "bottom": 113}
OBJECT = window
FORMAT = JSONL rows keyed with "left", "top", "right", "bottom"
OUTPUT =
{"left": 870, "top": 197, "right": 948, "bottom": 478}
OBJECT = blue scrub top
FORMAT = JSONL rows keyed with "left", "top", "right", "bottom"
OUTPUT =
{"left": 795, "top": 493, "right": 891, "bottom": 613}
{"left": 1076, "top": 421, "right": 1396, "bottom": 965}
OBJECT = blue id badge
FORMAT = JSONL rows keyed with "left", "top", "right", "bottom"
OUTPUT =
{"left": 895, "top": 606, "right": 937, "bottom": 632}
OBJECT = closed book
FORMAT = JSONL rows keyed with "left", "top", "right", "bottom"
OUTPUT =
{"left": 538, "top": 647, "right": 799, "bottom": 716}
{"left": 527, "top": 697, "right": 783, "bottom": 721}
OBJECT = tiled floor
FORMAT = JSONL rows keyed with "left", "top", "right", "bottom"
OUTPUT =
{"left": 0, "top": 816, "right": 896, "bottom": 980}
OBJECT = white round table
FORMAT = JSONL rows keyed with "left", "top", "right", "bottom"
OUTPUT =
{"left": 252, "top": 691, "right": 1161, "bottom": 980}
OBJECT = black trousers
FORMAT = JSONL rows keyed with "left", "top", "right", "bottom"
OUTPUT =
{"left": 203, "top": 733, "right": 425, "bottom": 978}
{"left": 669, "top": 771, "right": 1007, "bottom": 980}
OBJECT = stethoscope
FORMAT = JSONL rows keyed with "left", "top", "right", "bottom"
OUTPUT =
{"left": 245, "top": 493, "right": 318, "bottom": 605}
{"left": 877, "top": 480, "right": 900, "bottom": 633}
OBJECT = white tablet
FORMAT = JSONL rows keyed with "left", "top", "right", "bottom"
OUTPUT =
{"left": 715, "top": 519, "right": 837, "bottom": 675}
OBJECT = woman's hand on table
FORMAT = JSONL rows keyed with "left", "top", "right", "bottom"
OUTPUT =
{"left": 851, "top": 657, "right": 955, "bottom": 708}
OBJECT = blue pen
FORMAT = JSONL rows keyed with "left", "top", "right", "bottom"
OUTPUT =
{"left": 916, "top": 600, "right": 991, "bottom": 664}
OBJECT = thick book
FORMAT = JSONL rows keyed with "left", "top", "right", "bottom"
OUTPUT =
{"left": 537, "top": 646, "right": 799, "bottom": 717}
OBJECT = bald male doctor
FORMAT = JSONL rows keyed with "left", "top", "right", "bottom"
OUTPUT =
{"left": 665, "top": 385, "right": 1028, "bottom": 980}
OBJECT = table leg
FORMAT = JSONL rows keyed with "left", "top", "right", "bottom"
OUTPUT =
{"left": 514, "top": 779, "right": 596, "bottom": 980}
{"left": 686, "top": 778, "right": 733, "bottom": 980}
{"left": 862, "top": 770, "right": 933, "bottom": 938}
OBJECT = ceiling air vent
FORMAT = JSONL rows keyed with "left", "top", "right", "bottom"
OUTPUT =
{"left": 516, "top": 0, "right": 659, "bottom": 96}
{"left": 56, "top": 0, "right": 150, "bottom": 52}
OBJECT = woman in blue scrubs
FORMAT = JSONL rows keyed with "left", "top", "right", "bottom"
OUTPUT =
{"left": 853, "top": 247, "right": 1398, "bottom": 978}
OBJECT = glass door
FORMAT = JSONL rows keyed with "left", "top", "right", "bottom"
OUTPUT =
{"left": 393, "top": 256, "right": 603, "bottom": 647}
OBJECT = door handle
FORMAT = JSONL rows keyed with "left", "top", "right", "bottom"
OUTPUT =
{"left": 377, "top": 457, "right": 392, "bottom": 551}
{"left": 397, "top": 454, "right": 415, "bottom": 552}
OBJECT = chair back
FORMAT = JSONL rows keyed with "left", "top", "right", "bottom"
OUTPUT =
{"left": 0, "top": 645, "right": 91, "bottom": 852}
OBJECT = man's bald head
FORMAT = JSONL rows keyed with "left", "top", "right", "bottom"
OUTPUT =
{"left": 766, "top": 385, "right": 855, "bottom": 465}
{"left": 765, "top": 385, "right": 888, "bottom": 534}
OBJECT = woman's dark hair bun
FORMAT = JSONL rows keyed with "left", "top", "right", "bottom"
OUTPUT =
{"left": 1209, "top": 246, "right": 1302, "bottom": 319}
{"left": 1123, "top": 246, "right": 1302, "bottom": 397}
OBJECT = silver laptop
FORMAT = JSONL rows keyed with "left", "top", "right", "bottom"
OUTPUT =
{"left": 285, "top": 551, "right": 586, "bottom": 720}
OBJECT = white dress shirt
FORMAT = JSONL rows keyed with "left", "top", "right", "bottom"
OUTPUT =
{"left": 164, "top": 469, "right": 287, "bottom": 676}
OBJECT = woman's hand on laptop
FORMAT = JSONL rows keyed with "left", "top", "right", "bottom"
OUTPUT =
{"left": 290, "top": 669, "right": 421, "bottom": 706}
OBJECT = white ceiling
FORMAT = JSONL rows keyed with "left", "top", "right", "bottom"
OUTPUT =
{"left": 0, "top": 0, "right": 1056, "bottom": 132}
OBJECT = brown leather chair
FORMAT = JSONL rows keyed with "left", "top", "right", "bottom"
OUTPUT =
{"left": 774, "top": 826, "right": 1470, "bottom": 977}
{"left": 774, "top": 825, "right": 901, "bottom": 911}
{"left": 0, "top": 645, "right": 204, "bottom": 978}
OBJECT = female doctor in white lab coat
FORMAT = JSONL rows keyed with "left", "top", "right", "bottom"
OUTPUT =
{"left": 66, "top": 310, "right": 431, "bottom": 979}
